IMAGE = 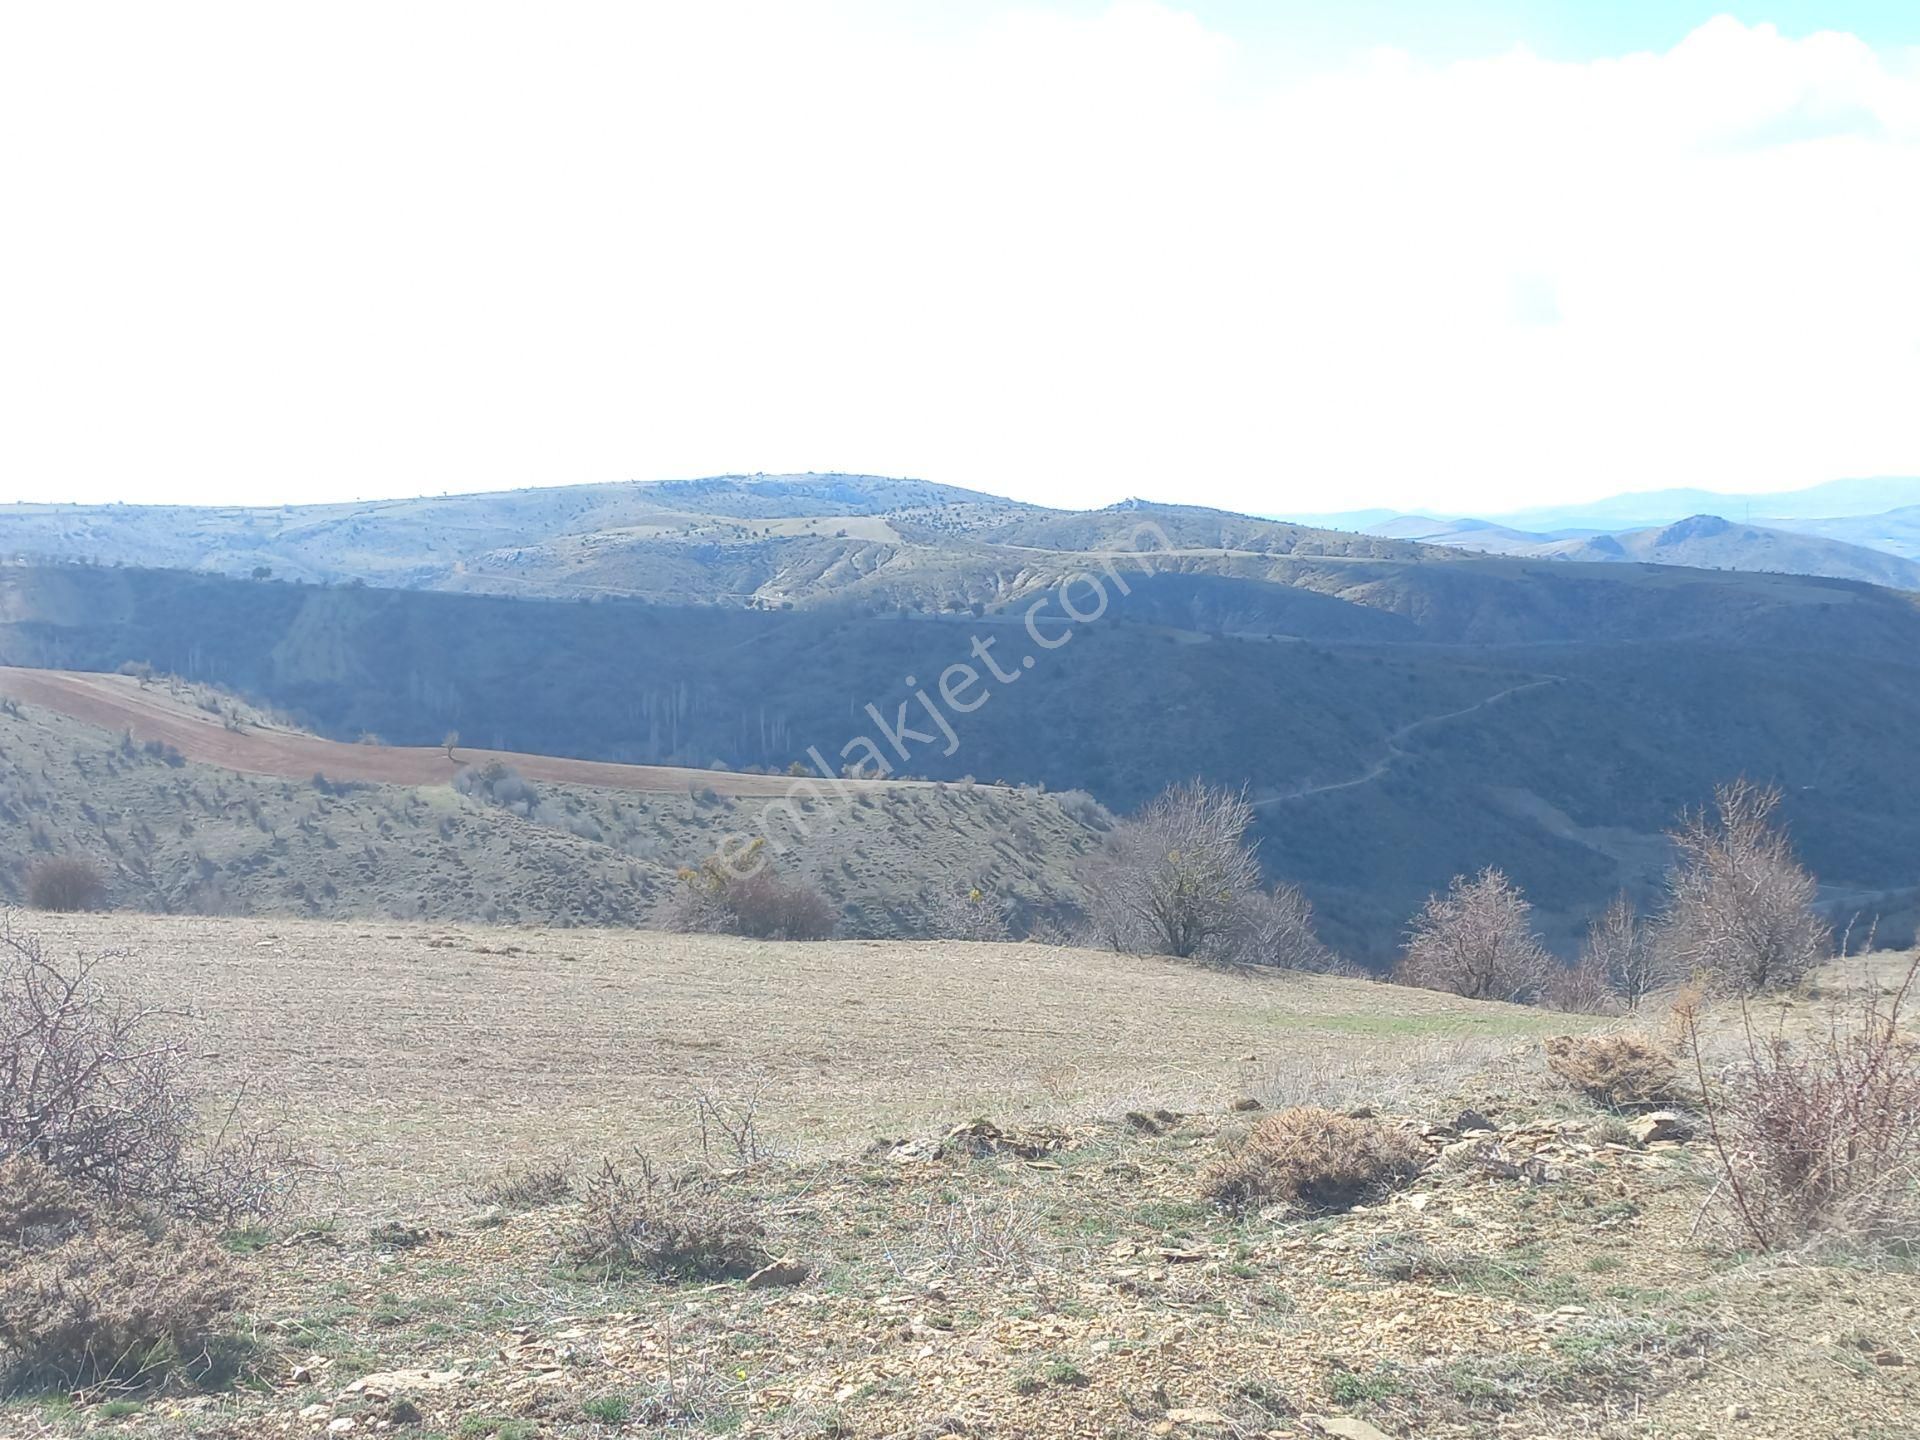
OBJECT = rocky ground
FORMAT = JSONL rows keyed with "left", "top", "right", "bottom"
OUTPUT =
{"left": 7, "top": 1043, "right": 1916, "bottom": 1439}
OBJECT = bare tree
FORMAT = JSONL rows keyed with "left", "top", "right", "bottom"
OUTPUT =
{"left": 1234, "top": 882, "right": 1344, "bottom": 972}
{"left": 1654, "top": 779, "right": 1829, "bottom": 994}
{"left": 442, "top": 730, "right": 461, "bottom": 763}
{"left": 1082, "top": 781, "right": 1261, "bottom": 960}
{"left": 1396, "top": 868, "right": 1551, "bottom": 1004}
{"left": 1580, "top": 891, "right": 1662, "bottom": 1009}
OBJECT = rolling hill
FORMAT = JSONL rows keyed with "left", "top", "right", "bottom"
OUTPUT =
{"left": 6, "top": 515, "right": 1920, "bottom": 960}
{"left": 1360, "top": 512, "right": 1920, "bottom": 590}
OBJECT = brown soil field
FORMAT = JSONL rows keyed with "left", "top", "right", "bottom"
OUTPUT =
{"left": 0, "top": 667, "right": 903, "bottom": 799}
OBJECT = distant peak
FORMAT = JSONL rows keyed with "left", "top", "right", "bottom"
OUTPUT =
{"left": 1659, "top": 514, "right": 1734, "bottom": 541}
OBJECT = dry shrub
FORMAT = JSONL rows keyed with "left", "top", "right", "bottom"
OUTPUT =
{"left": 570, "top": 1153, "right": 768, "bottom": 1279}
{"left": 659, "top": 848, "right": 835, "bottom": 941}
{"left": 919, "top": 887, "right": 1013, "bottom": 943}
{"left": 1688, "top": 956, "right": 1920, "bottom": 1251}
{"left": 469, "top": 1162, "right": 572, "bottom": 1212}
{"left": 1396, "top": 868, "right": 1550, "bottom": 1004}
{"left": 1543, "top": 1034, "right": 1683, "bottom": 1111}
{"left": 1655, "top": 779, "right": 1829, "bottom": 995}
{"left": 1202, "top": 1106, "right": 1427, "bottom": 1214}
{"left": 25, "top": 858, "right": 105, "bottom": 913}
{"left": 0, "top": 1157, "right": 244, "bottom": 1390}
{"left": 1, "top": 920, "right": 290, "bottom": 1221}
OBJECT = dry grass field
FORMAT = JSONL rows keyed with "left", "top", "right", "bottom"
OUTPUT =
{"left": 8, "top": 914, "right": 1920, "bottom": 1439}
{"left": 19, "top": 913, "right": 1566, "bottom": 1217}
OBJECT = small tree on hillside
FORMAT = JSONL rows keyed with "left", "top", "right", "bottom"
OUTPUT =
{"left": 1583, "top": 891, "right": 1663, "bottom": 1010}
{"left": 442, "top": 730, "right": 460, "bottom": 763}
{"left": 1082, "top": 781, "right": 1260, "bottom": 960}
{"left": 25, "top": 858, "right": 104, "bottom": 914}
{"left": 1235, "top": 882, "right": 1343, "bottom": 972}
{"left": 1396, "top": 868, "right": 1550, "bottom": 1004}
{"left": 1654, "top": 779, "right": 1828, "bottom": 994}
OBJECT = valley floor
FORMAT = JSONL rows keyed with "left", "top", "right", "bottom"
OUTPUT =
{"left": 4, "top": 916, "right": 1915, "bottom": 1438}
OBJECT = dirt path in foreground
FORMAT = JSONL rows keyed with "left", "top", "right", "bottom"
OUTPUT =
{"left": 0, "top": 665, "right": 896, "bottom": 798}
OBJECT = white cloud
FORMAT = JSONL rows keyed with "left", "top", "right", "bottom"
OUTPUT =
{"left": 1, "top": 4, "right": 1916, "bottom": 514}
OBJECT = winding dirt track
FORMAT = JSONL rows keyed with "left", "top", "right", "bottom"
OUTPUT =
{"left": 1253, "top": 675, "right": 1563, "bottom": 806}
{"left": 0, "top": 666, "right": 896, "bottom": 798}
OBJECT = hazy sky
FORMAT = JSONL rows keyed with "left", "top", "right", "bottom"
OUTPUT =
{"left": 3, "top": 3, "right": 1918, "bottom": 515}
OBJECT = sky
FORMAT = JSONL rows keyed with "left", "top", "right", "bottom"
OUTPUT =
{"left": 2, "top": 3, "right": 1918, "bottom": 516}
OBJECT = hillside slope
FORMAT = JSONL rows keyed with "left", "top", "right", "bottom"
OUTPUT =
{"left": 7, "top": 562, "right": 1920, "bottom": 958}
{"left": 0, "top": 672, "right": 1103, "bottom": 933}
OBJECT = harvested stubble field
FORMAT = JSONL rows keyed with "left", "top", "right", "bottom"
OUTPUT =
{"left": 15, "top": 914, "right": 1563, "bottom": 1215}
{"left": 6, "top": 918, "right": 1919, "bottom": 1440}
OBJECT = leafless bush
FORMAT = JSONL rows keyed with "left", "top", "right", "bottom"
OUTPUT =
{"left": 0, "top": 920, "right": 289, "bottom": 1222}
{"left": 468, "top": 1162, "right": 573, "bottom": 1212}
{"left": 25, "top": 857, "right": 104, "bottom": 913}
{"left": 0, "top": 1156, "right": 244, "bottom": 1390}
{"left": 569, "top": 1152, "right": 768, "bottom": 1279}
{"left": 1201, "top": 1106, "right": 1427, "bottom": 1214}
{"left": 919, "top": 887, "right": 1012, "bottom": 943}
{"left": 694, "top": 1084, "right": 775, "bottom": 1166}
{"left": 1582, "top": 892, "right": 1665, "bottom": 1010}
{"left": 1082, "top": 781, "right": 1260, "bottom": 960}
{"left": 1687, "top": 954, "right": 1920, "bottom": 1252}
{"left": 1396, "top": 868, "right": 1551, "bottom": 1004}
{"left": 916, "top": 1194, "right": 1051, "bottom": 1277}
{"left": 1655, "top": 779, "right": 1829, "bottom": 995}
{"left": 1543, "top": 1034, "right": 1683, "bottom": 1110}
{"left": 1235, "top": 883, "right": 1347, "bottom": 972}
{"left": 1082, "top": 782, "right": 1335, "bottom": 970}
{"left": 659, "top": 848, "right": 836, "bottom": 941}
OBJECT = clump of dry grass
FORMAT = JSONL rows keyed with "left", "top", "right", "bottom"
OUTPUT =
{"left": 1544, "top": 1033, "right": 1682, "bottom": 1111}
{"left": 569, "top": 1153, "right": 769, "bottom": 1279}
{"left": 469, "top": 1162, "right": 573, "bottom": 1212}
{"left": 0, "top": 1156, "right": 245, "bottom": 1391}
{"left": 1201, "top": 1106, "right": 1427, "bottom": 1214}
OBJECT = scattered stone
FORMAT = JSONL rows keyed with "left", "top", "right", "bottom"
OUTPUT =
{"left": 1629, "top": 1111, "right": 1692, "bottom": 1145}
{"left": 746, "top": 1256, "right": 811, "bottom": 1289}
{"left": 1126, "top": 1111, "right": 1165, "bottom": 1134}
{"left": 1164, "top": 1406, "right": 1231, "bottom": 1428}
{"left": 387, "top": 1397, "right": 423, "bottom": 1425}
{"left": 1875, "top": 1349, "right": 1907, "bottom": 1367}
{"left": 340, "top": 1368, "right": 461, "bottom": 1401}
{"left": 1307, "top": 1417, "right": 1393, "bottom": 1440}
{"left": 1346, "top": 1105, "right": 1377, "bottom": 1120}
{"left": 462, "top": 1206, "right": 507, "bottom": 1231}
{"left": 1725, "top": 1403, "right": 1752, "bottom": 1421}
{"left": 326, "top": 1421, "right": 355, "bottom": 1436}
{"left": 1230, "top": 1096, "right": 1263, "bottom": 1112}
{"left": 1452, "top": 1108, "right": 1493, "bottom": 1133}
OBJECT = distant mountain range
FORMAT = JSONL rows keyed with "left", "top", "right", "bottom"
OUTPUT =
{"left": 1277, "top": 477, "right": 1920, "bottom": 589}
